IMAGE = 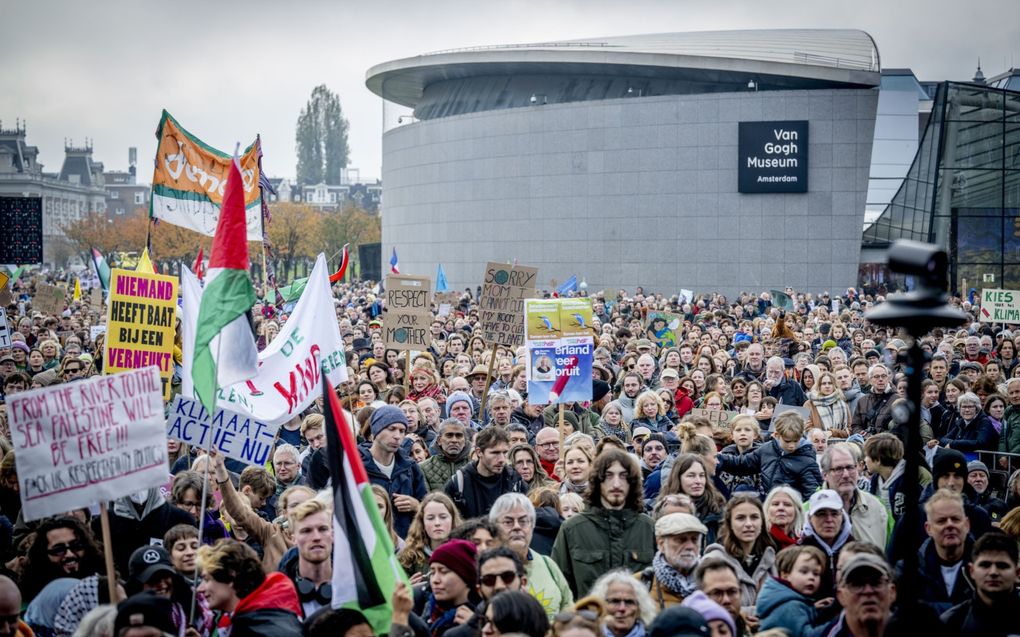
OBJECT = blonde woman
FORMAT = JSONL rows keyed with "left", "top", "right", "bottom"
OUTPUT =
{"left": 630, "top": 391, "right": 674, "bottom": 434}
{"left": 806, "top": 371, "right": 851, "bottom": 438}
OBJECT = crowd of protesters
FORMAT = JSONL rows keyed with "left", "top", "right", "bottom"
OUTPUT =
{"left": 0, "top": 273, "right": 1019, "bottom": 637}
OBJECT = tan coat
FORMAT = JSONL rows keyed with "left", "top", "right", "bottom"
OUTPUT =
{"left": 219, "top": 477, "right": 291, "bottom": 572}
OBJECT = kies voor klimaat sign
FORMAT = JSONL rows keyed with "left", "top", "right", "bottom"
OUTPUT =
{"left": 738, "top": 120, "right": 809, "bottom": 193}
{"left": 980, "top": 288, "right": 1020, "bottom": 323}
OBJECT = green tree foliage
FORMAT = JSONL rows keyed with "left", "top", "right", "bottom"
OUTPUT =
{"left": 296, "top": 85, "right": 350, "bottom": 185}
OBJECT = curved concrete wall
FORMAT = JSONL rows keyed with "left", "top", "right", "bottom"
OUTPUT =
{"left": 382, "top": 89, "right": 877, "bottom": 297}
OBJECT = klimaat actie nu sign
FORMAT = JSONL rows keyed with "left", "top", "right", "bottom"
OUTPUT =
{"left": 980, "top": 288, "right": 1020, "bottom": 323}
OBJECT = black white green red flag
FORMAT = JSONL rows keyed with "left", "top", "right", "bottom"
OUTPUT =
{"left": 323, "top": 373, "right": 407, "bottom": 632}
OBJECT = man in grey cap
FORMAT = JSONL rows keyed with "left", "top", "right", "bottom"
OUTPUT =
{"left": 832, "top": 554, "right": 896, "bottom": 637}
{"left": 966, "top": 460, "right": 1007, "bottom": 522}
{"left": 638, "top": 512, "right": 707, "bottom": 609}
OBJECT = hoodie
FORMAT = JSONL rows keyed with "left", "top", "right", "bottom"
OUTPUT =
{"left": 799, "top": 509, "right": 853, "bottom": 598}
{"left": 102, "top": 489, "right": 196, "bottom": 575}
{"left": 225, "top": 571, "right": 303, "bottom": 636}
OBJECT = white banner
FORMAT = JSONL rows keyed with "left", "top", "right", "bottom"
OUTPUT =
{"left": 182, "top": 253, "right": 348, "bottom": 425}
{"left": 9, "top": 366, "right": 168, "bottom": 521}
{"left": 0, "top": 308, "right": 10, "bottom": 348}
{"left": 166, "top": 395, "right": 279, "bottom": 466}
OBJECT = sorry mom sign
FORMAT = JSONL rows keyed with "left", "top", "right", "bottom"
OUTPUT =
{"left": 8, "top": 367, "right": 169, "bottom": 521}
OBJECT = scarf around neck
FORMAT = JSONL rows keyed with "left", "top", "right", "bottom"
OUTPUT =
{"left": 652, "top": 551, "right": 698, "bottom": 597}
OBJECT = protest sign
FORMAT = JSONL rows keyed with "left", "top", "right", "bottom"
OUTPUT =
{"left": 105, "top": 268, "right": 178, "bottom": 400}
{"left": 980, "top": 288, "right": 1020, "bottom": 323}
{"left": 688, "top": 408, "right": 739, "bottom": 433}
{"left": 90, "top": 325, "right": 107, "bottom": 343}
{"left": 0, "top": 271, "right": 9, "bottom": 294}
{"left": 0, "top": 308, "right": 10, "bottom": 348}
{"left": 679, "top": 289, "right": 694, "bottom": 304}
{"left": 383, "top": 274, "right": 432, "bottom": 351}
{"left": 181, "top": 254, "right": 348, "bottom": 425}
{"left": 90, "top": 287, "right": 104, "bottom": 313}
{"left": 434, "top": 291, "right": 460, "bottom": 317}
{"left": 645, "top": 311, "right": 683, "bottom": 349}
{"left": 479, "top": 262, "right": 538, "bottom": 347}
{"left": 33, "top": 282, "right": 65, "bottom": 315}
{"left": 150, "top": 110, "right": 263, "bottom": 241}
{"left": 525, "top": 298, "right": 594, "bottom": 404}
{"left": 166, "top": 395, "right": 279, "bottom": 466}
{"left": 8, "top": 366, "right": 168, "bottom": 522}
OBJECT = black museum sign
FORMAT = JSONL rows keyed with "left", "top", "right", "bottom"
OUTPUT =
{"left": 738, "top": 120, "right": 809, "bottom": 194}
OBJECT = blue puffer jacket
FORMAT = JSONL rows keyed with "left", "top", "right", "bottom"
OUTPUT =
{"left": 359, "top": 446, "right": 427, "bottom": 538}
{"left": 756, "top": 576, "right": 818, "bottom": 637}
{"left": 717, "top": 438, "right": 822, "bottom": 500}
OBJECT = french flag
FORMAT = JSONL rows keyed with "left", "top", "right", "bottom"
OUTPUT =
{"left": 390, "top": 247, "right": 400, "bottom": 274}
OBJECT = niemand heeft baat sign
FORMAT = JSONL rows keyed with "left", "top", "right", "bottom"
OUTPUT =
{"left": 738, "top": 121, "right": 809, "bottom": 193}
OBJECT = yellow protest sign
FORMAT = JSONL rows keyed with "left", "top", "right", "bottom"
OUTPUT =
{"left": 151, "top": 110, "right": 262, "bottom": 240}
{"left": 105, "top": 268, "right": 179, "bottom": 400}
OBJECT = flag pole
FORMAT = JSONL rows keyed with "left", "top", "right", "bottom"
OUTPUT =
{"left": 189, "top": 335, "right": 222, "bottom": 624}
{"left": 478, "top": 347, "right": 497, "bottom": 423}
{"left": 403, "top": 351, "right": 411, "bottom": 394}
{"left": 98, "top": 503, "right": 119, "bottom": 603}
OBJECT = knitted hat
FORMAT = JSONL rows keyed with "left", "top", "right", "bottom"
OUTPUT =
{"left": 429, "top": 539, "right": 477, "bottom": 586}
{"left": 967, "top": 460, "right": 989, "bottom": 477}
{"left": 11, "top": 341, "right": 29, "bottom": 355}
{"left": 369, "top": 405, "right": 408, "bottom": 438}
{"left": 932, "top": 449, "right": 967, "bottom": 482}
{"left": 680, "top": 591, "right": 735, "bottom": 636}
{"left": 114, "top": 592, "right": 176, "bottom": 636}
{"left": 592, "top": 379, "right": 611, "bottom": 402}
{"left": 446, "top": 391, "right": 473, "bottom": 414}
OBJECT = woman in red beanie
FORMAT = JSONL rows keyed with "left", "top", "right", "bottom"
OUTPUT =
{"left": 421, "top": 538, "right": 479, "bottom": 637}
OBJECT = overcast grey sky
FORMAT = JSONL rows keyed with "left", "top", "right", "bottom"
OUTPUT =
{"left": 2, "top": 0, "right": 1017, "bottom": 183}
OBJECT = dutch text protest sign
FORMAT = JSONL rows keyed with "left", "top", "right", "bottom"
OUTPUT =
{"left": 105, "top": 268, "right": 179, "bottom": 400}
{"left": 383, "top": 275, "right": 432, "bottom": 351}
{"left": 525, "top": 298, "right": 594, "bottom": 404}
{"left": 181, "top": 254, "right": 348, "bottom": 425}
{"left": 980, "top": 288, "right": 1020, "bottom": 323}
{"left": 9, "top": 366, "right": 168, "bottom": 521}
{"left": 688, "top": 408, "right": 740, "bottom": 433}
{"left": 0, "top": 308, "right": 10, "bottom": 348}
{"left": 479, "top": 262, "right": 538, "bottom": 347}
{"left": 166, "top": 395, "right": 279, "bottom": 466}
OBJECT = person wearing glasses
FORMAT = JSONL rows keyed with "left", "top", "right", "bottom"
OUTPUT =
{"left": 936, "top": 392, "right": 999, "bottom": 462}
{"left": 490, "top": 493, "right": 573, "bottom": 619}
{"left": 58, "top": 357, "right": 85, "bottom": 383}
{"left": 588, "top": 570, "right": 656, "bottom": 637}
{"left": 19, "top": 517, "right": 103, "bottom": 601}
{"left": 850, "top": 364, "right": 896, "bottom": 436}
{"left": 695, "top": 555, "right": 755, "bottom": 635}
{"left": 820, "top": 444, "right": 890, "bottom": 550}
{"left": 829, "top": 554, "right": 896, "bottom": 637}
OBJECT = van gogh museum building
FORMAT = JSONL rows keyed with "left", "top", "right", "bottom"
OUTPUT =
{"left": 367, "top": 29, "right": 1020, "bottom": 296}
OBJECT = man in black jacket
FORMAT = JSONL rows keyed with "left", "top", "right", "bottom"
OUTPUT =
{"left": 940, "top": 531, "right": 1019, "bottom": 636}
{"left": 445, "top": 426, "right": 527, "bottom": 519}
{"left": 851, "top": 363, "right": 896, "bottom": 435}
{"left": 763, "top": 356, "right": 806, "bottom": 406}
{"left": 101, "top": 488, "right": 196, "bottom": 575}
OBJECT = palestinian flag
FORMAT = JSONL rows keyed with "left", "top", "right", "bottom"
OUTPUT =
{"left": 90, "top": 248, "right": 110, "bottom": 292}
{"left": 329, "top": 244, "right": 350, "bottom": 283}
{"left": 323, "top": 373, "right": 407, "bottom": 632}
{"left": 191, "top": 151, "right": 259, "bottom": 415}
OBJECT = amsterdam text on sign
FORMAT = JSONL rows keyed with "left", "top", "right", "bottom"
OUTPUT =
{"left": 738, "top": 121, "right": 809, "bottom": 193}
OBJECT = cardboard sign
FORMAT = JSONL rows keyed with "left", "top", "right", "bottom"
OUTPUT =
{"left": 33, "top": 283, "right": 65, "bottom": 316}
{"left": 166, "top": 395, "right": 279, "bottom": 466}
{"left": 9, "top": 366, "right": 169, "bottom": 521}
{"left": 383, "top": 275, "right": 432, "bottom": 351}
{"left": 89, "top": 287, "right": 104, "bottom": 313}
{"left": 181, "top": 255, "right": 348, "bottom": 425}
{"left": 0, "top": 271, "right": 9, "bottom": 294}
{"left": 980, "top": 288, "right": 1020, "bottom": 323}
{"left": 434, "top": 291, "right": 460, "bottom": 317}
{"left": 479, "top": 262, "right": 538, "bottom": 347}
{"left": 89, "top": 325, "right": 107, "bottom": 344}
{"left": 0, "top": 308, "right": 10, "bottom": 348}
{"left": 688, "top": 408, "right": 739, "bottom": 432}
{"left": 645, "top": 311, "right": 683, "bottom": 349}
{"left": 769, "top": 404, "right": 812, "bottom": 432}
{"left": 525, "top": 298, "right": 594, "bottom": 405}
{"left": 105, "top": 268, "right": 179, "bottom": 400}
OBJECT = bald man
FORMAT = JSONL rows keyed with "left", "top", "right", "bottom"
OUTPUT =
{"left": 0, "top": 575, "right": 30, "bottom": 636}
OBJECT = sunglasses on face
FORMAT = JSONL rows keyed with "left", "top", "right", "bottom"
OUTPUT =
{"left": 479, "top": 570, "right": 518, "bottom": 587}
{"left": 47, "top": 541, "right": 84, "bottom": 557}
